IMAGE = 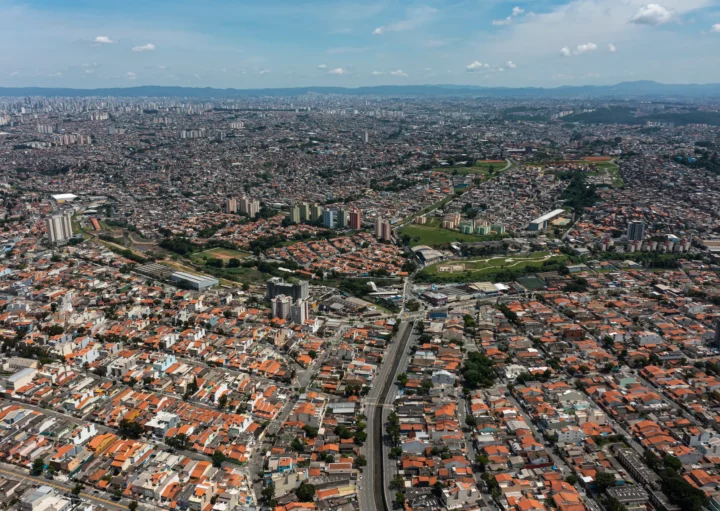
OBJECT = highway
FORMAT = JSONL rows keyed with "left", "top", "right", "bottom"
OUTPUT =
{"left": 357, "top": 320, "right": 414, "bottom": 511}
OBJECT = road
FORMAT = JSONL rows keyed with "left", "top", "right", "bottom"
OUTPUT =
{"left": 357, "top": 320, "right": 414, "bottom": 511}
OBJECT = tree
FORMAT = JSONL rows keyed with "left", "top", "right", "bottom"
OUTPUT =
{"left": 419, "top": 379, "right": 433, "bottom": 395}
{"left": 291, "top": 437, "right": 304, "bottom": 452}
{"left": 302, "top": 425, "right": 318, "bottom": 438}
{"left": 565, "top": 475, "right": 578, "bottom": 485}
{"left": 228, "top": 258, "right": 241, "bottom": 268}
{"left": 595, "top": 471, "right": 616, "bottom": 491}
{"left": 30, "top": 457, "right": 45, "bottom": 476}
{"left": 128, "top": 502, "right": 138, "bottom": 511}
{"left": 397, "top": 373, "right": 408, "bottom": 387}
{"left": 296, "top": 483, "right": 316, "bottom": 502}
{"left": 395, "top": 491, "right": 405, "bottom": 507}
{"left": 354, "top": 430, "right": 367, "bottom": 445}
{"left": 261, "top": 483, "right": 276, "bottom": 505}
{"left": 644, "top": 450, "right": 661, "bottom": 471}
{"left": 663, "top": 455, "right": 682, "bottom": 471}
{"left": 389, "top": 475, "right": 405, "bottom": 490}
{"left": 167, "top": 433, "right": 189, "bottom": 450}
{"left": 308, "top": 350, "right": 317, "bottom": 359}
{"left": 119, "top": 419, "right": 144, "bottom": 439}
{"left": 217, "top": 394, "right": 228, "bottom": 410}
{"left": 72, "top": 483, "right": 84, "bottom": 496}
{"left": 212, "top": 449, "right": 225, "bottom": 468}
{"left": 357, "top": 454, "right": 367, "bottom": 467}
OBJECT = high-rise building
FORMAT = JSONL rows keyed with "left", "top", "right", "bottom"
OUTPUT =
{"left": 381, "top": 221, "right": 393, "bottom": 242}
{"left": 46, "top": 212, "right": 73, "bottom": 244}
{"left": 225, "top": 197, "right": 237, "bottom": 213}
{"left": 336, "top": 208, "right": 349, "bottom": 228}
{"left": 291, "top": 299, "right": 309, "bottom": 325}
{"left": 239, "top": 197, "right": 260, "bottom": 218}
{"left": 310, "top": 204, "right": 324, "bottom": 222}
{"left": 266, "top": 277, "right": 309, "bottom": 302}
{"left": 322, "top": 209, "right": 335, "bottom": 228}
{"left": 289, "top": 205, "right": 301, "bottom": 224}
{"left": 627, "top": 221, "right": 645, "bottom": 241}
{"left": 271, "top": 295, "right": 292, "bottom": 319}
{"left": 364, "top": 131, "right": 369, "bottom": 143}
{"left": 715, "top": 320, "right": 720, "bottom": 347}
{"left": 349, "top": 210, "right": 362, "bottom": 230}
{"left": 374, "top": 216, "right": 383, "bottom": 238}
{"left": 299, "top": 203, "right": 310, "bottom": 221}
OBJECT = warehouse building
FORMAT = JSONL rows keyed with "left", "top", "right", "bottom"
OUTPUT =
{"left": 528, "top": 209, "right": 566, "bottom": 231}
{"left": 170, "top": 271, "right": 219, "bottom": 290}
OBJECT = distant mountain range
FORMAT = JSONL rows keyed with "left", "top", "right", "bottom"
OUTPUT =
{"left": 2, "top": 81, "right": 720, "bottom": 99}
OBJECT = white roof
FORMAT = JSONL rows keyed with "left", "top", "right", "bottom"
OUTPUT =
{"left": 51, "top": 193, "right": 77, "bottom": 200}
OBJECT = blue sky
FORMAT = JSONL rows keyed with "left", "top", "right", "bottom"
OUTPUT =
{"left": 1, "top": 0, "right": 720, "bottom": 88}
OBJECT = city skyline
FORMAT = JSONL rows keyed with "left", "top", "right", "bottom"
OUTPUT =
{"left": 2, "top": 0, "right": 720, "bottom": 88}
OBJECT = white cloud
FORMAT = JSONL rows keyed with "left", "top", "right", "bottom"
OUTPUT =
{"left": 371, "top": 70, "right": 385, "bottom": 75}
{"left": 630, "top": 4, "right": 675, "bottom": 26}
{"left": 258, "top": 69, "right": 271, "bottom": 75}
{"left": 9, "top": 71, "right": 19, "bottom": 76}
{"left": 493, "top": 6, "right": 525, "bottom": 26}
{"left": 493, "top": 17, "right": 512, "bottom": 26}
{"left": 81, "top": 62, "right": 98, "bottom": 68}
{"left": 372, "top": 6, "right": 437, "bottom": 35}
{"left": 329, "top": 67, "right": 347, "bottom": 74}
{"left": 608, "top": 43, "right": 617, "bottom": 52}
{"left": 126, "top": 71, "right": 136, "bottom": 80}
{"left": 47, "top": 72, "right": 62, "bottom": 77}
{"left": 318, "top": 64, "right": 327, "bottom": 69}
{"left": 390, "top": 69, "right": 408, "bottom": 77}
{"left": 94, "top": 36, "right": 116, "bottom": 44}
{"left": 712, "top": 23, "right": 720, "bottom": 32}
{"left": 132, "top": 43, "right": 155, "bottom": 52}
{"left": 507, "top": 60, "right": 517, "bottom": 69}
{"left": 574, "top": 42, "right": 597, "bottom": 54}
{"left": 466, "top": 61, "right": 490, "bottom": 71}
{"left": 561, "top": 42, "right": 598, "bottom": 56}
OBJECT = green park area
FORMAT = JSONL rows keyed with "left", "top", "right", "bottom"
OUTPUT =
{"left": 190, "top": 247, "right": 250, "bottom": 265}
{"left": 398, "top": 218, "right": 508, "bottom": 248}
{"left": 436, "top": 160, "right": 508, "bottom": 178}
{"left": 419, "top": 251, "right": 569, "bottom": 283}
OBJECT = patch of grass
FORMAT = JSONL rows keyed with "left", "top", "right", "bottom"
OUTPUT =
{"left": 435, "top": 160, "right": 506, "bottom": 178}
{"left": 399, "top": 222, "right": 498, "bottom": 247}
{"left": 423, "top": 253, "right": 567, "bottom": 278}
{"left": 190, "top": 247, "right": 250, "bottom": 264}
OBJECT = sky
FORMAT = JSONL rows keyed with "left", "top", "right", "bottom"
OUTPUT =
{"left": 1, "top": 0, "right": 720, "bottom": 89}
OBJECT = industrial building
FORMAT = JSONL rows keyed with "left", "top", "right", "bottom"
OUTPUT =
{"left": 170, "top": 271, "right": 219, "bottom": 290}
{"left": 528, "top": 209, "right": 566, "bottom": 231}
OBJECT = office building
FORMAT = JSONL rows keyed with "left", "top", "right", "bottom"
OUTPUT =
{"left": 291, "top": 299, "right": 309, "bottom": 325}
{"left": 627, "top": 221, "right": 646, "bottom": 241}
{"left": 45, "top": 213, "right": 73, "bottom": 244}
{"left": 225, "top": 197, "right": 237, "bottom": 214}
{"left": 322, "top": 209, "right": 335, "bottom": 228}
{"left": 310, "top": 204, "right": 324, "bottom": 222}
{"left": 266, "top": 277, "right": 309, "bottom": 301}
{"left": 375, "top": 216, "right": 384, "bottom": 238}
{"left": 271, "top": 295, "right": 292, "bottom": 320}
{"left": 299, "top": 203, "right": 310, "bottom": 221}
{"left": 349, "top": 210, "right": 362, "bottom": 230}
{"left": 289, "top": 205, "right": 301, "bottom": 224}
{"left": 381, "top": 221, "right": 393, "bottom": 242}
{"left": 337, "top": 208, "right": 349, "bottom": 228}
